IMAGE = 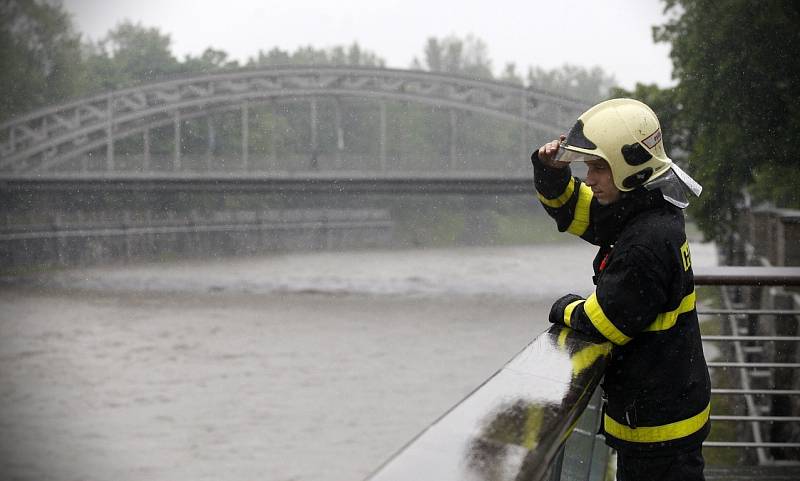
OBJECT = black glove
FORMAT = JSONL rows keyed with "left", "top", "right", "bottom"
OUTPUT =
{"left": 549, "top": 294, "right": 583, "bottom": 325}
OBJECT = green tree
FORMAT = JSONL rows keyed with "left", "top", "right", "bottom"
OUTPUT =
{"left": 654, "top": 0, "right": 800, "bottom": 238}
{"left": 246, "top": 42, "right": 384, "bottom": 67}
{"left": 181, "top": 47, "right": 239, "bottom": 74}
{"left": 413, "top": 35, "right": 493, "bottom": 79}
{"left": 0, "top": 0, "right": 84, "bottom": 121}
{"left": 527, "top": 64, "right": 617, "bottom": 103}
{"left": 84, "top": 20, "right": 179, "bottom": 91}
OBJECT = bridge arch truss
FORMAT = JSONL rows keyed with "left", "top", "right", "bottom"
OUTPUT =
{"left": 0, "top": 66, "right": 588, "bottom": 176}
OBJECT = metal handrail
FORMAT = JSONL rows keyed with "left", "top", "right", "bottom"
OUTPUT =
{"left": 700, "top": 309, "right": 800, "bottom": 315}
{"left": 694, "top": 267, "right": 800, "bottom": 465}
{"left": 712, "top": 415, "right": 800, "bottom": 422}
{"left": 708, "top": 362, "right": 800, "bottom": 368}
{"left": 703, "top": 335, "right": 800, "bottom": 341}
{"left": 712, "top": 389, "right": 800, "bottom": 395}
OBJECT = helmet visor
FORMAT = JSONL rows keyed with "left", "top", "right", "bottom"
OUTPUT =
{"left": 555, "top": 144, "right": 603, "bottom": 164}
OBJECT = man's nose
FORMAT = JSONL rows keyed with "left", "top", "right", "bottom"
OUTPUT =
{"left": 585, "top": 170, "right": 596, "bottom": 186}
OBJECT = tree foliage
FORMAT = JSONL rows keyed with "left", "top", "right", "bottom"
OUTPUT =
{"left": 528, "top": 64, "right": 617, "bottom": 103}
{"left": 412, "top": 35, "right": 493, "bottom": 79}
{"left": 653, "top": 0, "right": 800, "bottom": 239}
{"left": 83, "top": 20, "right": 180, "bottom": 91}
{"left": 0, "top": 0, "right": 84, "bottom": 121}
{"left": 246, "top": 42, "right": 385, "bottom": 68}
{"left": 1, "top": 6, "right": 619, "bottom": 179}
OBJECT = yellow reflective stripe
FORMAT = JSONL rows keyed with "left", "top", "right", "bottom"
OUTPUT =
{"left": 570, "top": 343, "right": 611, "bottom": 377}
{"left": 604, "top": 402, "right": 711, "bottom": 443}
{"left": 566, "top": 183, "right": 593, "bottom": 236}
{"left": 645, "top": 290, "right": 697, "bottom": 332}
{"left": 557, "top": 328, "right": 569, "bottom": 348}
{"left": 537, "top": 177, "right": 576, "bottom": 208}
{"left": 563, "top": 299, "right": 584, "bottom": 327}
{"left": 584, "top": 293, "right": 632, "bottom": 345}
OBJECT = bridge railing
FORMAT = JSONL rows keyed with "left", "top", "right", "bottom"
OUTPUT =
{"left": 0, "top": 209, "right": 393, "bottom": 272}
{"left": 364, "top": 266, "right": 800, "bottom": 481}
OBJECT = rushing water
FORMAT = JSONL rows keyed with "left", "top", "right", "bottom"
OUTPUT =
{"left": 0, "top": 242, "right": 717, "bottom": 481}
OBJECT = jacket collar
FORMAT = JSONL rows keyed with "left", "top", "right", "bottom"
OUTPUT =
{"left": 592, "top": 188, "right": 666, "bottom": 246}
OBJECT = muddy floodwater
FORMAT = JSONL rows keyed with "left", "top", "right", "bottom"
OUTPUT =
{"left": 0, "top": 243, "right": 717, "bottom": 481}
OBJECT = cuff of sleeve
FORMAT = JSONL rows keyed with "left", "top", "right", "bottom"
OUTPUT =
{"left": 549, "top": 294, "right": 584, "bottom": 326}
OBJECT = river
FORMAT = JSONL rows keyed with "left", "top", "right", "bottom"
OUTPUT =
{"left": 0, "top": 242, "right": 717, "bottom": 481}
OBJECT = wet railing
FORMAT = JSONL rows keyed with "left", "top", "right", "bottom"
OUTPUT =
{"left": 365, "top": 324, "right": 612, "bottom": 481}
{"left": 365, "top": 266, "right": 800, "bottom": 481}
{"left": 695, "top": 267, "right": 800, "bottom": 480}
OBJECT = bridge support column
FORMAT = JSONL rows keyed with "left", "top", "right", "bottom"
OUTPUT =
{"left": 520, "top": 94, "right": 529, "bottom": 170}
{"left": 207, "top": 116, "right": 216, "bottom": 171}
{"left": 310, "top": 98, "right": 318, "bottom": 165}
{"left": 269, "top": 100, "right": 277, "bottom": 170}
{"left": 173, "top": 111, "right": 181, "bottom": 171}
{"left": 242, "top": 102, "right": 249, "bottom": 171}
{"left": 449, "top": 109, "right": 457, "bottom": 170}
{"left": 143, "top": 129, "right": 150, "bottom": 171}
{"left": 379, "top": 101, "right": 387, "bottom": 171}
{"left": 335, "top": 97, "right": 344, "bottom": 169}
{"left": 106, "top": 96, "right": 114, "bottom": 171}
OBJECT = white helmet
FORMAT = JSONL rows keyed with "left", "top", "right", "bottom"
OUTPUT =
{"left": 556, "top": 98, "right": 701, "bottom": 207}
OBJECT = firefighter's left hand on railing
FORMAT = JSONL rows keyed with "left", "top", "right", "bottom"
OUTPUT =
{"left": 548, "top": 293, "right": 583, "bottom": 325}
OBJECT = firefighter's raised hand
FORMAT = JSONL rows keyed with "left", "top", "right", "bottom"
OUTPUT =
{"left": 537, "top": 135, "right": 568, "bottom": 169}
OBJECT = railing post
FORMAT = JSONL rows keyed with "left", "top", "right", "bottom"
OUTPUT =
{"left": 770, "top": 291, "right": 798, "bottom": 460}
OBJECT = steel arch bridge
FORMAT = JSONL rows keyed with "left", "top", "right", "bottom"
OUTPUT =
{"left": 0, "top": 66, "right": 588, "bottom": 178}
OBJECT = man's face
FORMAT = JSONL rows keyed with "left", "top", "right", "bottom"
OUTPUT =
{"left": 584, "top": 158, "right": 621, "bottom": 205}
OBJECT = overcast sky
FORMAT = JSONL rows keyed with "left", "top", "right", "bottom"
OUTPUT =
{"left": 62, "top": 0, "right": 676, "bottom": 90}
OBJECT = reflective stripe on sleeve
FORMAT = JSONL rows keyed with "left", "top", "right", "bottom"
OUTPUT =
{"left": 584, "top": 293, "right": 632, "bottom": 345}
{"left": 604, "top": 402, "right": 711, "bottom": 443}
{"left": 563, "top": 299, "right": 584, "bottom": 327}
{"left": 566, "top": 183, "right": 593, "bottom": 236}
{"left": 645, "top": 290, "right": 697, "bottom": 332}
{"left": 537, "top": 177, "right": 576, "bottom": 208}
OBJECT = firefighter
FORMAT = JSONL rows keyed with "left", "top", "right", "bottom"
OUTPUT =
{"left": 532, "top": 98, "right": 710, "bottom": 481}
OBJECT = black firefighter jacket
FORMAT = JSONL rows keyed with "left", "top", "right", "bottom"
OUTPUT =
{"left": 532, "top": 151, "right": 711, "bottom": 455}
